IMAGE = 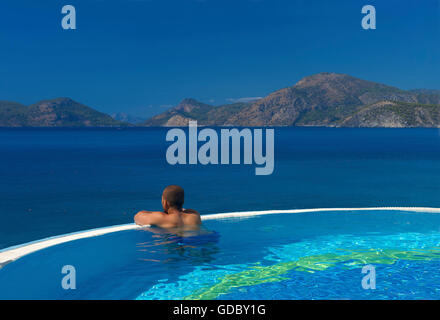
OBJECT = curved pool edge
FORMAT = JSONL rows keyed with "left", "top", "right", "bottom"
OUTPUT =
{"left": 1, "top": 206, "right": 440, "bottom": 266}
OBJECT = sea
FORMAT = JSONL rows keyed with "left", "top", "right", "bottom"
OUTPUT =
{"left": 1, "top": 127, "right": 440, "bottom": 249}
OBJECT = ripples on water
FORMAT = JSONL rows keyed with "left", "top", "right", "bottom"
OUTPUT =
{"left": 135, "top": 226, "right": 221, "bottom": 265}
{"left": 2, "top": 210, "right": 440, "bottom": 299}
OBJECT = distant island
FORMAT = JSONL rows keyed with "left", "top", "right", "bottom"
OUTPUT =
{"left": 0, "top": 98, "right": 127, "bottom": 127}
{"left": 1, "top": 73, "right": 440, "bottom": 128}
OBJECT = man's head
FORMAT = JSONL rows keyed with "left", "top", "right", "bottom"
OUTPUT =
{"left": 161, "top": 185, "right": 184, "bottom": 212}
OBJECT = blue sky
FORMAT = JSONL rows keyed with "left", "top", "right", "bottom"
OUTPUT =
{"left": 0, "top": 0, "right": 439, "bottom": 117}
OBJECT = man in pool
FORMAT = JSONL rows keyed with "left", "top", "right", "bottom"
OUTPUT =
{"left": 134, "top": 185, "right": 202, "bottom": 229}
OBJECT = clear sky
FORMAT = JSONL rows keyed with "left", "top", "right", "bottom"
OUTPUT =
{"left": 0, "top": 0, "right": 439, "bottom": 117}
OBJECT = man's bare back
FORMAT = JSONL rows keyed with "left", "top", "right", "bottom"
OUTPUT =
{"left": 134, "top": 208, "right": 201, "bottom": 229}
{"left": 134, "top": 185, "right": 201, "bottom": 229}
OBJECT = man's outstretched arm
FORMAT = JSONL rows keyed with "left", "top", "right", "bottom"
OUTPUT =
{"left": 134, "top": 211, "right": 163, "bottom": 226}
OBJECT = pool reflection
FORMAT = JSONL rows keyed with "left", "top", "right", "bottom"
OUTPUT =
{"left": 136, "top": 226, "right": 220, "bottom": 265}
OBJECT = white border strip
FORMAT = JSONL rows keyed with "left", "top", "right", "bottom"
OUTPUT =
{"left": 0, "top": 224, "right": 141, "bottom": 267}
{"left": 1, "top": 207, "right": 440, "bottom": 265}
{"left": 201, "top": 207, "right": 440, "bottom": 220}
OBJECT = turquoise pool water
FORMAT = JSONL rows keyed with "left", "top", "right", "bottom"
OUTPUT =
{"left": 1, "top": 209, "right": 440, "bottom": 299}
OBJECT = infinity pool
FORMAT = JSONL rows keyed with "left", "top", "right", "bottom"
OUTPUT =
{"left": 1, "top": 209, "right": 440, "bottom": 299}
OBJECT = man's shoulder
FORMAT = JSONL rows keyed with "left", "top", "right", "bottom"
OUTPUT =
{"left": 134, "top": 210, "right": 166, "bottom": 226}
{"left": 182, "top": 209, "right": 202, "bottom": 225}
{"left": 182, "top": 209, "right": 200, "bottom": 215}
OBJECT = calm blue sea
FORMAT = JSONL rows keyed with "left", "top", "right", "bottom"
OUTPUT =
{"left": 1, "top": 127, "right": 440, "bottom": 249}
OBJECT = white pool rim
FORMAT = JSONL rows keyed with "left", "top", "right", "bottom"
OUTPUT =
{"left": 1, "top": 206, "right": 440, "bottom": 266}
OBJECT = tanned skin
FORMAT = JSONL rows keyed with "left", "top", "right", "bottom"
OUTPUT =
{"left": 134, "top": 187, "right": 201, "bottom": 229}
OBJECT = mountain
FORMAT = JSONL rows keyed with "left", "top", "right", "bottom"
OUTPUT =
{"left": 144, "top": 98, "right": 250, "bottom": 126}
{"left": 111, "top": 112, "right": 146, "bottom": 124}
{"left": 340, "top": 101, "right": 440, "bottom": 127}
{"left": 143, "top": 73, "right": 440, "bottom": 127}
{"left": 0, "top": 98, "right": 128, "bottom": 127}
{"left": 0, "top": 101, "right": 29, "bottom": 127}
{"left": 3, "top": 74, "right": 439, "bottom": 128}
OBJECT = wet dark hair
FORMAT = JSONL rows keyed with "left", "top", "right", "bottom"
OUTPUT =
{"left": 162, "top": 185, "right": 184, "bottom": 210}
